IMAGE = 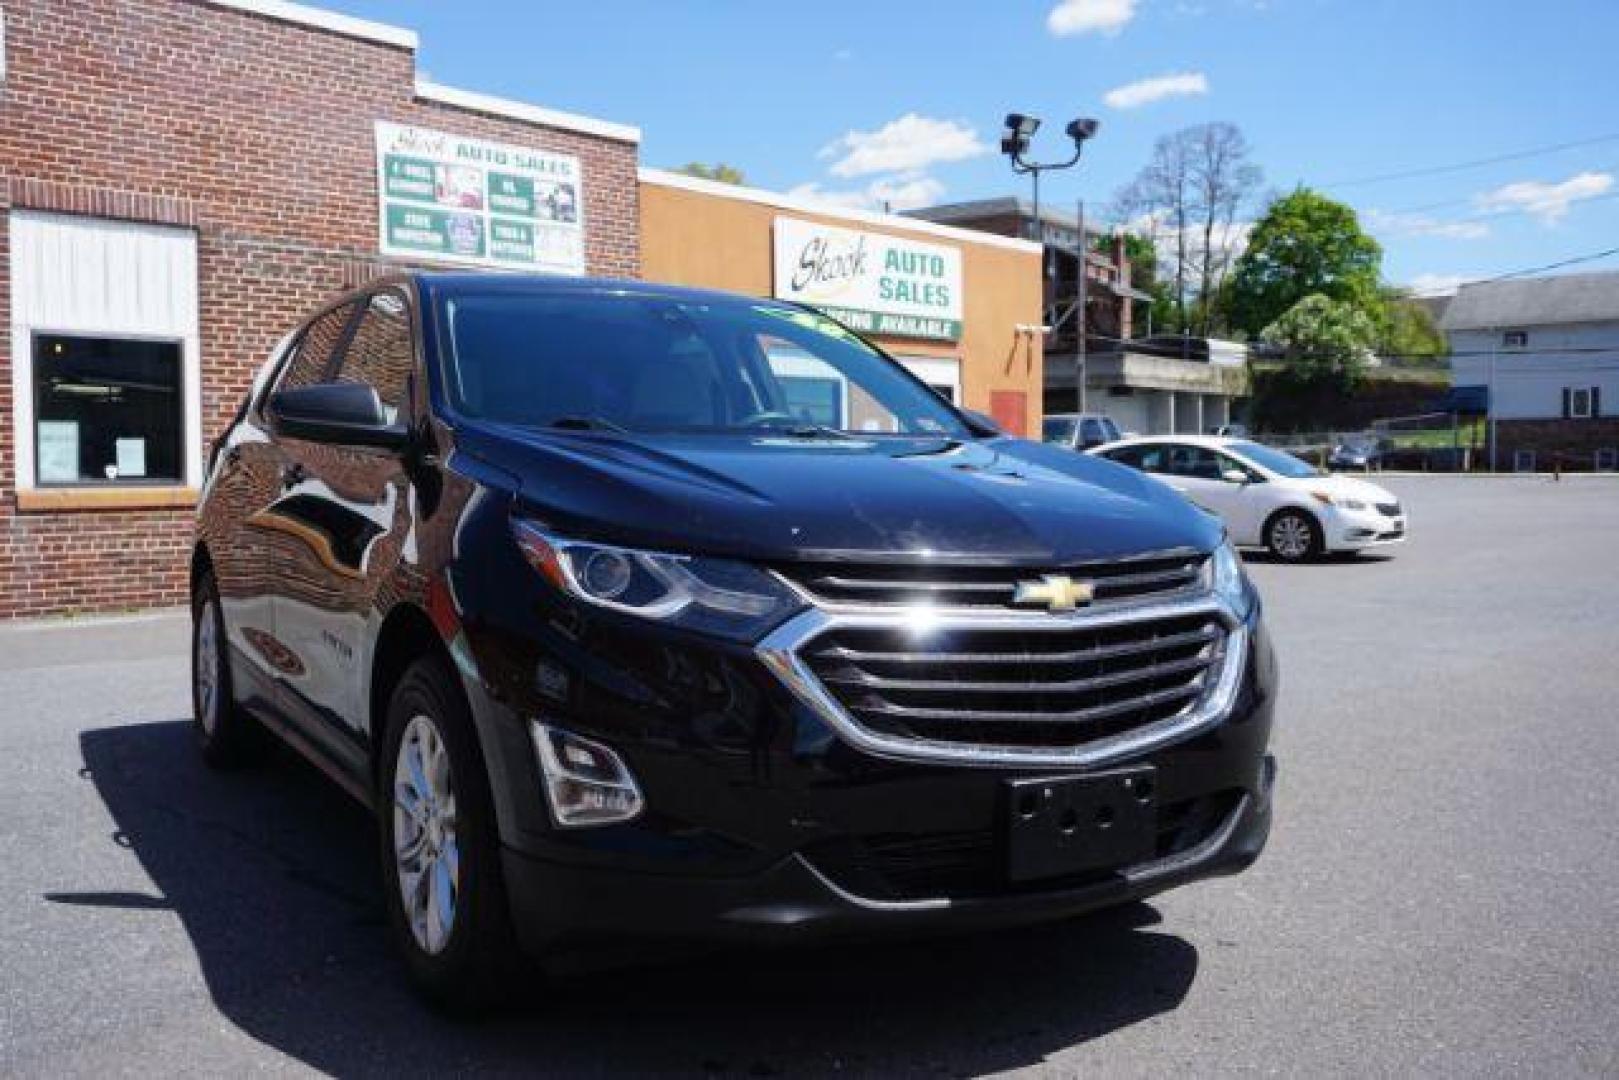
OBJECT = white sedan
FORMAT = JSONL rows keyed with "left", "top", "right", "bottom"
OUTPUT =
{"left": 1087, "top": 435, "right": 1407, "bottom": 562}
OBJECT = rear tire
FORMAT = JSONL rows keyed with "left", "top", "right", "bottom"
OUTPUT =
{"left": 378, "top": 655, "right": 520, "bottom": 1014}
{"left": 1265, "top": 509, "right": 1323, "bottom": 563}
{"left": 191, "top": 570, "right": 266, "bottom": 768}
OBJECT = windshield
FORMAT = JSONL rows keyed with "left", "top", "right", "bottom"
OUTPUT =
{"left": 441, "top": 292, "right": 969, "bottom": 438}
{"left": 1229, "top": 440, "right": 1320, "bottom": 479}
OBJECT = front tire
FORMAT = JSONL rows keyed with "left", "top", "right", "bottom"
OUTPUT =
{"left": 379, "top": 656, "right": 519, "bottom": 1013}
{"left": 191, "top": 570, "right": 265, "bottom": 768}
{"left": 1265, "top": 509, "right": 1322, "bottom": 563}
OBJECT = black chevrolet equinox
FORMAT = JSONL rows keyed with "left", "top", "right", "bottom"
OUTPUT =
{"left": 193, "top": 273, "right": 1277, "bottom": 1009}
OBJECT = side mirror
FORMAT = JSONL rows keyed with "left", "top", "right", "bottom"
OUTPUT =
{"left": 1221, "top": 468, "right": 1250, "bottom": 485}
{"left": 268, "top": 383, "right": 408, "bottom": 449}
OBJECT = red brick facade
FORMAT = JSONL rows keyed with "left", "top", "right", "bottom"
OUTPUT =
{"left": 0, "top": 0, "right": 641, "bottom": 616}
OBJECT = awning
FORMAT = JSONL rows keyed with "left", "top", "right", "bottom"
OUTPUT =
{"left": 1431, "top": 384, "right": 1490, "bottom": 416}
{"left": 1104, "top": 280, "right": 1155, "bottom": 303}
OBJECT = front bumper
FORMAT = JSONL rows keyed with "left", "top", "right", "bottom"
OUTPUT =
{"left": 1324, "top": 505, "right": 1407, "bottom": 550}
{"left": 503, "top": 754, "right": 1273, "bottom": 954}
{"left": 452, "top": 552, "right": 1279, "bottom": 956}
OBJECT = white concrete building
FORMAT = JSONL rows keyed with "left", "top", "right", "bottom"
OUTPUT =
{"left": 1441, "top": 271, "right": 1619, "bottom": 467}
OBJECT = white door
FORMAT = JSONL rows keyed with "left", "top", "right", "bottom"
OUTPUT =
{"left": 1160, "top": 444, "right": 1253, "bottom": 534}
{"left": 897, "top": 355, "right": 961, "bottom": 405}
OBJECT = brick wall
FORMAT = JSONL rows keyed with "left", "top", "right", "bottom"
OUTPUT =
{"left": 0, "top": 0, "right": 641, "bottom": 616}
{"left": 1494, "top": 418, "right": 1619, "bottom": 471}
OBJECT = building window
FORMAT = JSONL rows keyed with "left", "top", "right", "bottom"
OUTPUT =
{"left": 32, "top": 335, "right": 183, "bottom": 485}
{"left": 9, "top": 210, "right": 201, "bottom": 498}
{"left": 1503, "top": 330, "right": 1528, "bottom": 348}
{"left": 1569, "top": 387, "right": 1593, "bottom": 419}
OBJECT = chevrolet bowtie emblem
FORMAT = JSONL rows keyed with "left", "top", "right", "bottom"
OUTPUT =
{"left": 1013, "top": 574, "right": 1096, "bottom": 612}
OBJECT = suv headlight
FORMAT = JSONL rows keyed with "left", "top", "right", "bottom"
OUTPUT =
{"left": 513, "top": 521, "right": 801, "bottom": 641}
{"left": 1202, "top": 540, "right": 1254, "bottom": 619}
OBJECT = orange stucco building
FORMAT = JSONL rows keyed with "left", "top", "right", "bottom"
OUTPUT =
{"left": 638, "top": 169, "right": 1045, "bottom": 437}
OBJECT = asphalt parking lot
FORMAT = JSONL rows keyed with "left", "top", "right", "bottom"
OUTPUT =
{"left": 2, "top": 475, "right": 1617, "bottom": 1077}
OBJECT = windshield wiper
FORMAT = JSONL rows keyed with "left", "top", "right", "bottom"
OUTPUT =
{"left": 763, "top": 424, "right": 860, "bottom": 441}
{"left": 549, "top": 415, "right": 628, "bottom": 433}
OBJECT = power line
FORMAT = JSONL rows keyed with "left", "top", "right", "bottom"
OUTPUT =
{"left": 1475, "top": 245, "right": 1619, "bottom": 282}
{"left": 1324, "top": 132, "right": 1619, "bottom": 189}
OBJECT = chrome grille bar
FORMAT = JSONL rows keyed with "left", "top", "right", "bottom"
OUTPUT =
{"left": 757, "top": 593, "right": 1249, "bottom": 769}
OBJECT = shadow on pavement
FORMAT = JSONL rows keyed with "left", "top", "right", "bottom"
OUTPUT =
{"left": 70, "top": 719, "right": 1199, "bottom": 1075}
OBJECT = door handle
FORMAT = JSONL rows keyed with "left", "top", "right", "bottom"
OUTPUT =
{"left": 281, "top": 462, "right": 308, "bottom": 489}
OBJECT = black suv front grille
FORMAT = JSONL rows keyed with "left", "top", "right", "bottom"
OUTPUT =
{"left": 799, "top": 611, "right": 1226, "bottom": 752}
{"left": 778, "top": 551, "right": 1207, "bottom": 610}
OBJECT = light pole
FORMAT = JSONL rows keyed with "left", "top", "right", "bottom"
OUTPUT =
{"left": 1001, "top": 113, "right": 1100, "bottom": 413}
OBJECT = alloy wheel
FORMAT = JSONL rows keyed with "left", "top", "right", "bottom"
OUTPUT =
{"left": 1271, "top": 516, "right": 1313, "bottom": 560}
{"left": 195, "top": 600, "right": 221, "bottom": 735}
{"left": 393, "top": 714, "right": 460, "bottom": 955}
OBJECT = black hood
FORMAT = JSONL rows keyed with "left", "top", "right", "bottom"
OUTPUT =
{"left": 453, "top": 422, "right": 1222, "bottom": 565}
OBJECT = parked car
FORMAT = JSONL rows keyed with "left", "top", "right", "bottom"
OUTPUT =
{"left": 194, "top": 274, "right": 1277, "bottom": 1010}
{"left": 1208, "top": 423, "right": 1249, "bottom": 439}
{"left": 1043, "top": 412, "right": 1124, "bottom": 450}
{"left": 1328, "top": 435, "right": 1391, "bottom": 471}
{"left": 1089, "top": 435, "right": 1407, "bottom": 562}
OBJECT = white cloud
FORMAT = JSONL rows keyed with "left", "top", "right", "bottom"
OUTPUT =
{"left": 819, "top": 114, "right": 988, "bottom": 179}
{"left": 1475, "top": 170, "right": 1614, "bottom": 224}
{"left": 1048, "top": 0, "right": 1138, "bottom": 36}
{"left": 786, "top": 172, "right": 946, "bottom": 214}
{"left": 1125, "top": 211, "right": 1254, "bottom": 270}
{"left": 1103, "top": 72, "right": 1209, "bottom": 109}
{"left": 1366, "top": 209, "right": 1490, "bottom": 241}
{"left": 1405, "top": 273, "right": 1471, "bottom": 297}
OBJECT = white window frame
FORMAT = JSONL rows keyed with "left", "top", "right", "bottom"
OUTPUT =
{"left": 896, "top": 355, "right": 962, "bottom": 405}
{"left": 8, "top": 211, "right": 203, "bottom": 494}
{"left": 1570, "top": 386, "right": 1593, "bottom": 419}
{"left": 1502, "top": 330, "right": 1528, "bottom": 348}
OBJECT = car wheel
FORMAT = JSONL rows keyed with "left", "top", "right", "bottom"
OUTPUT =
{"left": 191, "top": 570, "right": 265, "bottom": 768}
{"left": 1266, "top": 510, "right": 1322, "bottom": 562}
{"left": 379, "top": 655, "right": 519, "bottom": 1013}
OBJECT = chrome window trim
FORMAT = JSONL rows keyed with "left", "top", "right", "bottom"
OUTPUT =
{"left": 756, "top": 593, "right": 1247, "bottom": 769}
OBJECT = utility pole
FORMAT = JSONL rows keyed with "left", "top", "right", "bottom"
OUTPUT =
{"left": 1488, "top": 329, "right": 1498, "bottom": 472}
{"left": 1076, "top": 197, "right": 1087, "bottom": 413}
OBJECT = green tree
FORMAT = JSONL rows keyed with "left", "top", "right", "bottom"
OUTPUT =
{"left": 673, "top": 162, "right": 746, "bottom": 185}
{"left": 1227, "top": 189, "right": 1382, "bottom": 335}
{"left": 1118, "top": 232, "right": 1174, "bottom": 324}
{"left": 1260, "top": 293, "right": 1379, "bottom": 381}
{"left": 1377, "top": 288, "right": 1448, "bottom": 363}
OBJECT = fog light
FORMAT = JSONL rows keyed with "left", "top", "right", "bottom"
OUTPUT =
{"left": 531, "top": 722, "right": 645, "bottom": 828}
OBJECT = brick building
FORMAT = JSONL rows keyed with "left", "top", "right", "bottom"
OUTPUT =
{"left": 1, "top": 0, "right": 1055, "bottom": 618}
{"left": 0, "top": 0, "right": 641, "bottom": 616}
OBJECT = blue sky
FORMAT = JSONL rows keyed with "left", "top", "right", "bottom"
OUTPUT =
{"left": 331, "top": 0, "right": 1619, "bottom": 295}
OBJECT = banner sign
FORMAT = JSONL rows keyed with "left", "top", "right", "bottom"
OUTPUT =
{"left": 374, "top": 121, "right": 585, "bottom": 275}
{"left": 772, "top": 217, "right": 962, "bottom": 342}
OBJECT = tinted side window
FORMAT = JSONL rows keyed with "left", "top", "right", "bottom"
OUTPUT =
{"left": 1136, "top": 444, "right": 1168, "bottom": 473}
{"left": 338, "top": 292, "right": 414, "bottom": 421}
{"left": 1166, "top": 445, "right": 1224, "bottom": 480}
{"left": 1103, "top": 446, "right": 1142, "bottom": 468}
{"left": 1080, "top": 418, "right": 1105, "bottom": 444}
{"left": 279, "top": 302, "right": 359, "bottom": 392}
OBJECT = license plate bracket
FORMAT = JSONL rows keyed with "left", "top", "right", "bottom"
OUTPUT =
{"left": 1004, "top": 767, "right": 1158, "bottom": 882}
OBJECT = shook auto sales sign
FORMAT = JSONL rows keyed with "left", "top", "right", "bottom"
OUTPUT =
{"left": 772, "top": 217, "right": 963, "bottom": 342}
{"left": 375, "top": 121, "right": 585, "bottom": 275}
